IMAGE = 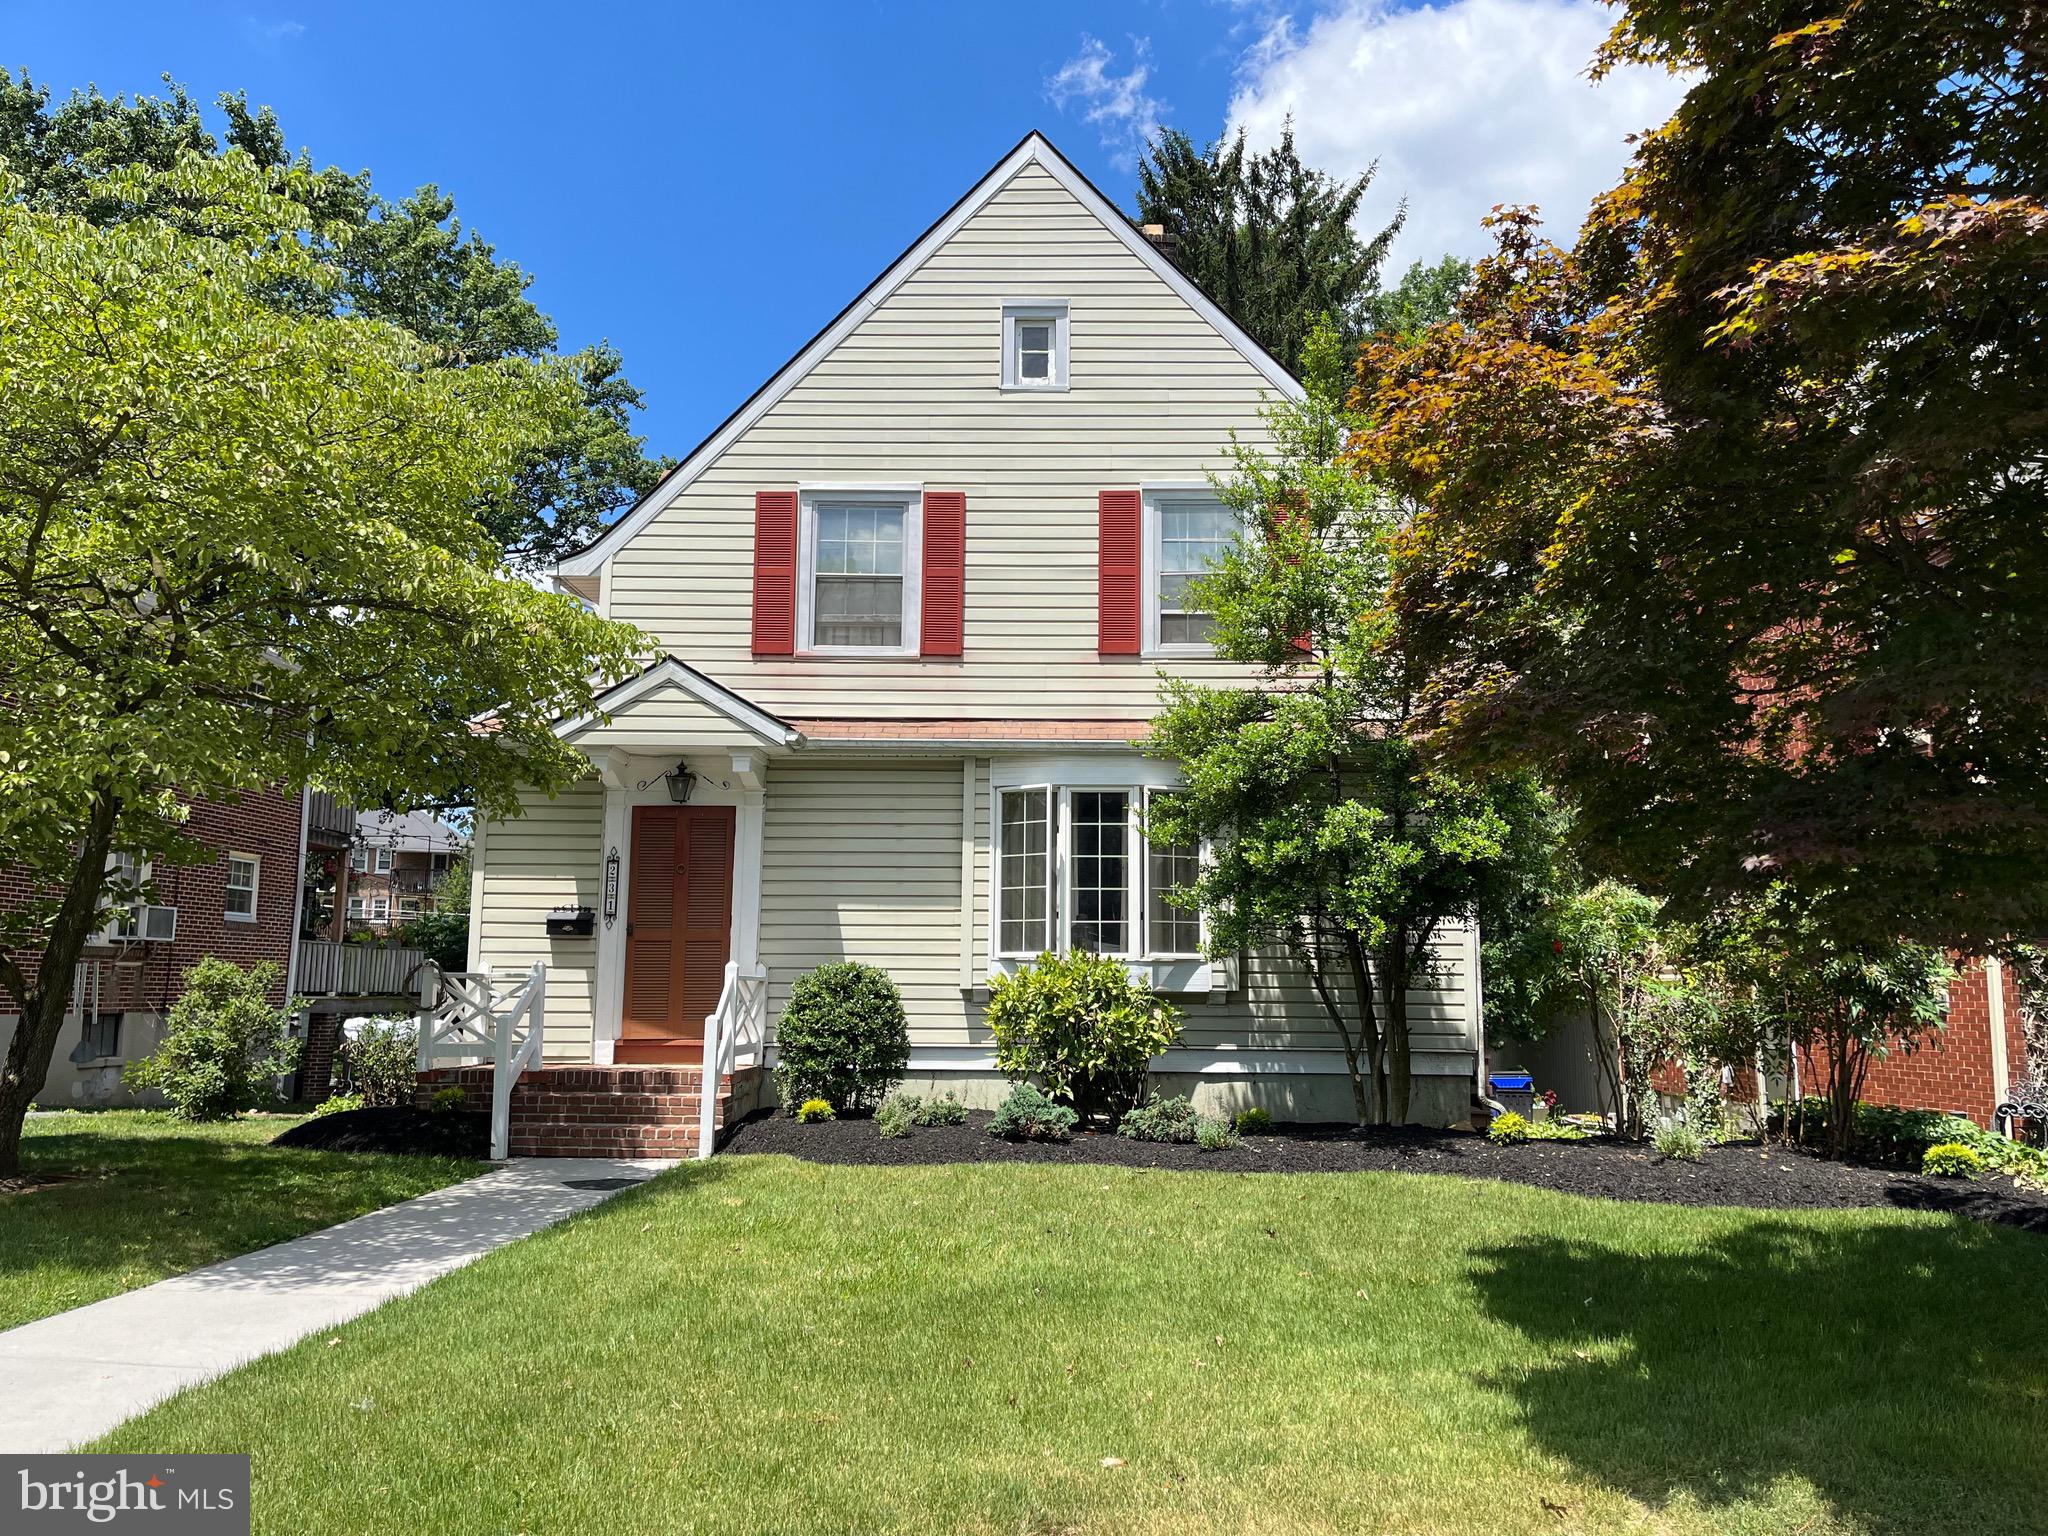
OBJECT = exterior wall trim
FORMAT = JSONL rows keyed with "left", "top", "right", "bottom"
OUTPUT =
{"left": 557, "top": 655, "right": 801, "bottom": 748}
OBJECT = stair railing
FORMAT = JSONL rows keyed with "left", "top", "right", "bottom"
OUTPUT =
{"left": 698, "top": 961, "right": 768, "bottom": 1159}
{"left": 416, "top": 961, "right": 547, "bottom": 1161}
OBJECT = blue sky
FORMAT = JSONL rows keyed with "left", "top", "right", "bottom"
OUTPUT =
{"left": 4, "top": 1, "right": 1682, "bottom": 460}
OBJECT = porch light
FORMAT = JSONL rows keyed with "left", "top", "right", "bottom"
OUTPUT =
{"left": 664, "top": 761, "right": 697, "bottom": 804}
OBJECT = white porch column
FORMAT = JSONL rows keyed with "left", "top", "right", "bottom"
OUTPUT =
{"left": 730, "top": 750, "right": 767, "bottom": 972}
{"left": 591, "top": 749, "right": 633, "bottom": 1066}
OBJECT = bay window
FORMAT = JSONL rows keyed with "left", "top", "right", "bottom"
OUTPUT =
{"left": 993, "top": 779, "right": 1205, "bottom": 972}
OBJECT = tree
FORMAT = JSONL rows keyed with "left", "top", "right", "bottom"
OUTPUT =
{"left": 122, "top": 957, "right": 303, "bottom": 1121}
{"left": 1134, "top": 124, "right": 1402, "bottom": 365}
{"left": 1148, "top": 320, "right": 1557, "bottom": 1123}
{"left": 401, "top": 858, "right": 472, "bottom": 974}
{"left": 0, "top": 71, "right": 671, "bottom": 568}
{"left": 0, "top": 152, "right": 647, "bottom": 1178}
{"left": 1357, "top": 2, "right": 2048, "bottom": 951}
{"left": 1360, "top": 255, "right": 1470, "bottom": 341}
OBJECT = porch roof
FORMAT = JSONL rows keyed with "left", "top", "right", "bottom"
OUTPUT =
{"left": 557, "top": 657, "right": 800, "bottom": 752}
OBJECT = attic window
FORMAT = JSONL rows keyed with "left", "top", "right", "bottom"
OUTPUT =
{"left": 1001, "top": 300, "right": 1068, "bottom": 391}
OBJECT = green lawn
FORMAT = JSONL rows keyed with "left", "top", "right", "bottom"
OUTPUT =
{"left": 3, "top": 1110, "right": 482, "bottom": 1329}
{"left": 93, "top": 1154, "right": 2047, "bottom": 1535}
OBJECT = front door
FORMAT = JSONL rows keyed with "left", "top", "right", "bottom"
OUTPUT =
{"left": 620, "top": 804, "right": 735, "bottom": 1064}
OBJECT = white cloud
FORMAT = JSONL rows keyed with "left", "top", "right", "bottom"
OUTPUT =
{"left": 244, "top": 17, "right": 308, "bottom": 43}
{"left": 1046, "top": 35, "right": 1167, "bottom": 165}
{"left": 1227, "top": 0, "right": 1688, "bottom": 272}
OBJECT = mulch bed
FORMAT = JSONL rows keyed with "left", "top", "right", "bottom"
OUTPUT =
{"left": 272, "top": 1106, "right": 489, "bottom": 1159}
{"left": 722, "top": 1112, "right": 2048, "bottom": 1235}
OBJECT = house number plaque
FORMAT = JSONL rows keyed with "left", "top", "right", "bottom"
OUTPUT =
{"left": 603, "top": 848, "right": 620, "bottom": 928}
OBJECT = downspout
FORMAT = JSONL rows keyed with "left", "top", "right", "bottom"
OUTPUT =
{"left": 1470, "top": 922, "right": 1487, "bottom": 1108}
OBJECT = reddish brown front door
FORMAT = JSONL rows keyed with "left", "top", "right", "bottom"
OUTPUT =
{"left": 620, "top": 804, "right": 735, "bottom": 1064}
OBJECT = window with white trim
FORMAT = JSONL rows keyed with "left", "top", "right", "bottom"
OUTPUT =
{"left": 374, "top": 847, "right": 392, "bottom": 874}
{"left": 796, "top": 491, "right": 922, "bottom": 655}
{"left": 400, "top": 898, "right": 422, "bottom": 918}
{"left": 1001, "top": 300, "right": 1068, "bottom": 390}
{"left": 1147, "top": 492, "right": 1238, "bottom": 653}
{"left": 370, "top": 895, "right": 390, "bottom": 922}
{"left": 348, "top": 895, "right": 365, "bottom": 919}
{"left": 224, "top": 853, "right": 259, "bottom": 921}
{"left": 993, "top": 783, "right": 1205, "bottom": 963}
{"left": 350, "top": 847, "right": 368, "bottom": 873}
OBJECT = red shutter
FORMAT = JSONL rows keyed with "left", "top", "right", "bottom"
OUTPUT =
{"left": 1098, "top": 489, "right": 1142, "bottom": 656}
{"left": 751, "top": 490, "right": 797, "bottom": 656}
{"left": 921, "top": 491, "right": 966, "bottom": 657}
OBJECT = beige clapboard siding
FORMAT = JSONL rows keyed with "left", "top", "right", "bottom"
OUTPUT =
{"left": 756, "top": 756, "right": 1473, "bottom": 1061}
{"left": 574, "top": 684, "right": 773, "bottom": 750}
{"left": 606, "top": 159, "right": 1279, "bottom": 721}
{"left": 475, "top": 781, "right": 603, "bottom": 1063}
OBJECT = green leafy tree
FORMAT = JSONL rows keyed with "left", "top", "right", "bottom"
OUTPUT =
{"left": 0, "top": 71, "right": 670, "bottom": 568}
{"left": 401, "top": 857, "right": 472, "bottom": 974}
{"left": 1148, "top": 319, "right": 1559, "bottom": 1124}
{"left": 0, "top": 152, "right": 647, "bottom": 1177}
{"left": 1135, "top": 124, "right": 1402, "bottom": 364}
{"left": 1359, "top": 3, "right": 2048, "bottom": 950}
{"left": 1360, "top": 255, "right": 1470, "bottom": 341}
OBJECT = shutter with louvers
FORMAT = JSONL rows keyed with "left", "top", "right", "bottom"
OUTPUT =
{"left": 1097, "top": 489, "right": 1142, "bottom": 655}
{"left": 921, "top": 491, "right": 966, "bottom": 656}
{"left": 752, "top": 490, "right": 798, "bottom": 655}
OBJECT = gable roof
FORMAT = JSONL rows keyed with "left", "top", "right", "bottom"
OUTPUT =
{"left": 555, "top": 130, "right": 1304, "bottom": 582}
{"left": 555, "top": 656, "right": 800, "bottom": 748}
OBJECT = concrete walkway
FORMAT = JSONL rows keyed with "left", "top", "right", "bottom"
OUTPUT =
{"left": 0, "top": 1157, "right": 674, "bottom": 1452}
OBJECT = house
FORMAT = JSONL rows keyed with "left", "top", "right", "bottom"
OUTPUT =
{"left": 0, "top": 790, "right": 307, "bottom": 1105}
{"left": 343, "top": 810, "right": 468, "bottom": 932}
{"left": 450, "top": 132, "right": 1485, "bottom": 1154}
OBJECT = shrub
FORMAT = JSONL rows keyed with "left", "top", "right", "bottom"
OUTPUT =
{"left": 987, "top": 1083, "right": 1077, "bottom": 1142}
{"left": 1654, "top": 1121, "right": 1705, "bottom": 1161}
{"left": 1118, "top": 1094, "right": 1202, "bottom": 1143}
{"left": 914, "top": 1093, "right": 968, "bottom": 1127}
{"left": 876, "top": 1095, "right": 920, "bottom": 1138}
{"left": 430, "top": 1085, "right": 467, "bottom": 1114}
{"left": 795, "top": 1098, "right": 835, "bottom": 1124}
{"left": 1234, "top": 1106, "right": 1274, "bottom": 1135}
{"left": 1922, "top": 1141, "right": 1984, "bottom": 1179}
{"left": 1195, "top": 1115, "right": 1239, "bottom": 1152}
{"left": 770, "top": 962, "right": 910, "bottom": 1115}
{"left": 334, "top": 1016, "right": 416, "bottom": 1106}
{"left": 307, "top": 1091, "right": 365, "bottom": 1117}
{"left": 1525, "top": 1119, "right": 1589, "bottom": 1142}
{"left": 1487, "top": 1111, "right": 1530, "bottom": 1145}
{"left": 985, "top": 950, "right": 1182, "bottom": 1120}
{"left": 124, "top": 957, "right": 302, "bottom": 1121}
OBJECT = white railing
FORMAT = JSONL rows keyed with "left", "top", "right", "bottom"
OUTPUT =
{"left": 699, "top": 961, "right": 768, "bottom": 1159}
{"left": 415, "top": 961, "right": 546, "bottom": 1162}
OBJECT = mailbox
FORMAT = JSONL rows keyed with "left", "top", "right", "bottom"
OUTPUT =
{"left": 545, "top": 905, "right": 596, "bottom": 937}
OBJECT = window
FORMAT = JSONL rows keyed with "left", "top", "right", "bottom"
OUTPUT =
{"left": 224, "top": 854, "right": 259, "bottom": 921}
{"left": 1149, "top": 494, "right": 1238, "bottom": 651}
{"left": 78, "top": 1011, "right": 121, "bottom": 1060}
{"left": 1066, "top": 790, "right": 1130, "bottom": 953}
{"left": 348, "top": 895, "right": 365, "bottom": 919}
{"left": 1001, "top": 300, "right": 1068, "bottom": 390}
{"left": 997, "top": 788, "right": 1052, "bottom": 955}
{"left": 1144, "top": 790, "right": 1203, "bottom": 957}
{"left": 993, "top": 780, "right": 1205, "bottom": 966}
{"left": 349, "top": 847, "right": 368, "bottom": 873}
{"left": 796, "top": 491, "right": 922, "bottom": 655}
{"left": 370, "top": 896, "right": 390, "bottom": 922}
{"left": 374, "top": 847, "right": 393, "bottom": 874}
{"left": 400, "top": 898, "right": 422, "bottom": 918}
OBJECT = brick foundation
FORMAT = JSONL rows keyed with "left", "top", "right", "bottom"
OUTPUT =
{"left": 415, "top": 1064, "right": 761, "bottom": 1158}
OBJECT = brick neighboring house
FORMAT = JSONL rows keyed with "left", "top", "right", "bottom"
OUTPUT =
{"left": 0, "top": 789, "right": 309, "bottom": 1106}
{"left": 343, "top": 811, "right": 467, "bottom": 933}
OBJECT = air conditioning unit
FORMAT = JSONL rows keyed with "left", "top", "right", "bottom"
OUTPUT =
{"left": 103, "top": 904, "right": 178, "bottom": 944}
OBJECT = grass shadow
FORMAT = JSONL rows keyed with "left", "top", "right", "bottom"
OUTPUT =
{"left": 1467, "top": 1218, "right": 2048, "bottom": 1533}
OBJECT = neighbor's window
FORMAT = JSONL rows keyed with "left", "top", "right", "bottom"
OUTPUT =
{"left": 374, "top": 847, "right": 393, "bottom": 874}
{"left": 993, "top": 784, "right": 1204, "bottom": 962}
{"left": 400, "top": 898, "right": 421, "bottom": 918}
{"left": 1001, "top": 301, "right": 1068, "bottom": 390}
{"left": 347, "top": 895, "right": 365, "bottom": 919}
{"left": 998, "top": 787, "right": 1053, "bottom": 955}
{"left": 224, "top": 854, "right": 259, "bottom": 921}
{"left": 79, "top": 1011, "right": 121, "bottom": 1060}
{"left": 370, "top": 895, "right": 390, "bottom": 922}
{"left": 1151, "top": 495, "right": 1238, "bottom": 650}
{"left": 1143, "top": 790, "right": 1202, "bottom": 957}
{"left": 349, "top": 847, "right": 368, "bottom": 873}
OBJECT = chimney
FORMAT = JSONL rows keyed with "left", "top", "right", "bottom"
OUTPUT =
{"left": 1140, "top": 222, "right": 1180, "bottom": 262}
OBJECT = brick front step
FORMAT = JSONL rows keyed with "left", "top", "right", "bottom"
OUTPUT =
{"left": 416, "top": 1064, "right": 763, "bottom": 1158}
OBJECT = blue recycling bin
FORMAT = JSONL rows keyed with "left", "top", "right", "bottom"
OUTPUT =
{"left": 1488, "top": 1072, "right": 1536, "bottom": 1119}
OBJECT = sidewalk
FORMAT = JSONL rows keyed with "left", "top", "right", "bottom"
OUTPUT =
{"left": 0, "top": 1156, "right": 673, "bottom": 1452}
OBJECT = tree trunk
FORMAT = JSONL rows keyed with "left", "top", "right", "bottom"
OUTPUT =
{"left": 1381, "top": 940, "right": 1413, "bottom": 1125}
{"left": 0, "top": 790, "right": 121, "bottom": 1181}
{"left": 1341, "top": 932, "right": 1386, "bottom": 1122}
{"left": 1294, "top": 927, "right": 1372, "bottom": 1125}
